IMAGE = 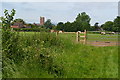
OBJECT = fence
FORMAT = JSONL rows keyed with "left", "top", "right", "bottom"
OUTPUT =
{"left": 86, "top": 33, "right": 119, "bottom": 46}
{"left": 76, "top": 30, "right": 87, "bottom": 44}
{"left": 54, "top": 30, "right": 119, "bottom": 46}
{"left": 55, "top": 30, "right": 87, "bottom": 44}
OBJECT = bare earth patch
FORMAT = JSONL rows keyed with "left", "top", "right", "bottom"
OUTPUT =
{"left": 87, "top": 41, "right": 120, "bottom": 47}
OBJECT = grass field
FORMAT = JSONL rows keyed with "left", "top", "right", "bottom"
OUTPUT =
{"left": 2, "top": 31, "right": 118, "bottom": 78}
{"left": 57, "top": 32, "right": 119, "bottom": 42}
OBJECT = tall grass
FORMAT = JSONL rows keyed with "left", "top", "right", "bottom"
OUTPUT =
{"left": 2, "top": 31, "right": 118, "bottom": 78}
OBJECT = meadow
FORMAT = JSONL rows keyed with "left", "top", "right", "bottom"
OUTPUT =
{"left": 57, "top": 32, "right": 119, "bottom": 42}
{"left": 2, "top": 31, "right": 118, "bottom": 78}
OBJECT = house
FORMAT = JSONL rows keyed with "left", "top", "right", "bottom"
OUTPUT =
{"left": 11, "top": 25, "right": 19, "bottom": 28}
{"left": 11, "top": 22, "right": 24, "bottom": 28}
{"left": 11, "top": 22, "right": 31, "bottom": 28}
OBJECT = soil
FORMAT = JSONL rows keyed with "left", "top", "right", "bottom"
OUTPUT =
{"left": 86, "top": 41, "right": 120, "bottom": 47}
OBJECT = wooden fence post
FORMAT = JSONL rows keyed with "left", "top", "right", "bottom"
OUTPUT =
{"left": 76, "top": 32, "right": 79, "bottom": 42}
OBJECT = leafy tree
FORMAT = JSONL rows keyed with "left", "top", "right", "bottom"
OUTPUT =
{"left": 11, "top": 18, "right": 25, "bottom": 25}
{"left": 113, "top": 16, "right": 120, "bottom": 32}
{"left": 102, "top": 21, "right": 113, "bottom": 31}
{"left": 63, "top": 12, "right": 91, "bottom": 32}
{"left": 0, "top": 9, "right": 16, "bottom": 30}
{"left": 64, "top": 22, "right": 72, "bottom": 32}
{"left": 52, "top": 26, "right": 57, "bottom": 30}
{"left": 44, "top": 19, "right": 53, "bottom": 29}
{"left": 94, "top": 22, "right": 99, "bottom": 31}
{"left": 75, "top": 12, "right": 91, "bottom": 31}
{"left": 89, "top": 26, "right": 96, "bottom": 31}
{"left": 56, "top": 22, "right": 64, "bottom": 30}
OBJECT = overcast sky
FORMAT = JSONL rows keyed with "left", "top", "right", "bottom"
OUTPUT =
{"left": 1, "top": 2, "right": 119, "bottom": 25}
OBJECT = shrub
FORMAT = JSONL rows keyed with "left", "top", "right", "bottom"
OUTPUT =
{"left": 2, "top": 30, "right": 25, "bottom": 63}
{"left": 13, "top": 28, "right": 50, "bottom": 32}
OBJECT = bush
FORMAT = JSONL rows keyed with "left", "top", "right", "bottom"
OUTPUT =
{"left": 2, "top": 30, "right": 25, "bottom": 63}
{"left": 2, "top": 31, "right": 64, "bottom": 78}
{"left": 13, "top": 28, "right": 50, "bottom": 32}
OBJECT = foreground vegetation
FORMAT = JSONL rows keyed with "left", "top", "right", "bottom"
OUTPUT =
{"left": 2, "top": 31, "right": 118, "bottom": 78}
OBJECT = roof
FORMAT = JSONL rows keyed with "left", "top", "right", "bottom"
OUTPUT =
{"left": 11, "top": 25, "right": 20, "bottom": 28}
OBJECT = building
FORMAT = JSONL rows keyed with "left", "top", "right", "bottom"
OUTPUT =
{"left": 11, "top": 22, "right": 24, "bottom": 28}
{"left": 11, "top": 22, "right": 31, "bottom": 28}
{"left": 40, "top": 17, "right": 45, "bottom": 25}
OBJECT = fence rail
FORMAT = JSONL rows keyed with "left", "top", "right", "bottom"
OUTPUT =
{"left": 53, "top": 30, "right": 118, "bottom": 46}
{"left": 55, "top": 30, "right": 87, "bottom": 44}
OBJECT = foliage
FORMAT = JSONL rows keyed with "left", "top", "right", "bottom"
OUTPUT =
{"left": 94, "top": 22, "right": 100, "bottom": 31}
{"left": 44, "top": 19, "right": 54, "bottom": 29}
{"left": 56, "top": 22, "right": 64, "bottom": 30}
{"left": 0, "top": 22, "right": 2, "bottom": 28}
{"left": 2, "top": 31, "right": 65, "bottom": 78}
{"left": 102, "top": 21, "right": 114, "bottom": 31}
{"left": 56, "top": 12, "right": 91, "bottom": 32}
{"left": 113, "top": 16, "right": 120, "bottom": 32}
{"left": 13, "top": 27, "right": 50, "bottom": 32}
{"left": 75, "top": 12, "right": 91, "bottom": 31}
{"left": 11, "top": 18, "right": 26, "bottom": 25}
{"left": 0, "top": 9, "right": 16, "bottom": 30}
{"left": 3, "top": 32, "right": 118, "bottom": 78}
{"left": 101, "top": 16, "right": 120, "bottom": 32}
{"left": 64, "top": 22, "right": 72, "bottom": 32}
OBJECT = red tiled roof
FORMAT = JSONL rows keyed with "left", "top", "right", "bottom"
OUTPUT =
{"left": 11, "top": 26, "right": 19, "bottom": 28}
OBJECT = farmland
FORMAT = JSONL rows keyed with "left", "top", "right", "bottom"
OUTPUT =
{"left": 56, "top": 32, "right": 119, "bottom": 46}
{"left": 2, "top": 31, "right": 118, "bottom": 78}
{"left": 1, "top": 4, "right": 119, "bottom": 79}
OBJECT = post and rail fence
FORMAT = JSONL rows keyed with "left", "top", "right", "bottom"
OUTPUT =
{"left": 54, "top": 29, "right": 119, "bottom": 46}
{"left": 76, "top": 30, "right": 87, "bottom": 44}
{"left": 54, "top": 29, "right": 87, "bottom": 44}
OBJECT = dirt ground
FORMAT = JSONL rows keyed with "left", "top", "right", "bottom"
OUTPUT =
{"left": 86, "top": 41, "right": 120, "bottom": 47}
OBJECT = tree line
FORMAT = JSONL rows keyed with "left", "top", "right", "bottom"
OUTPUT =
{"left": 55, "top": 12, "right": 120, "bottom": 32}
{"left": 37, "top": 12, "right": 120, "bottom": 32}
{"left": 1, "top": 9, "right": 119, "bottom": 32}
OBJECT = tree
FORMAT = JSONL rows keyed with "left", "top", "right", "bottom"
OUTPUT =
{"left": 75, "top": 12, "right": 91, "bottom": 31}
{"left": 12, "top": 18, "right": 25, "bottom": 25}
{"left": 102, "top": 21, "right": 113, "bottom": 31}
{"left": 56, "top": 22, "right": 64, "bottom": 30}
{"left": 0, "top": 9, "right": 16, "bottom": 30}
{"left": 44, "top": 19, "right": 53, "bottom": 29}
{"left": 113, "top": 16, "right": 120, "bottom": 32}
{"left": 94, "top": 22, "right": 99, "bottom": 31}
{"left": 64, "top": 22, "right": 72, "bottom": 32}
{"left": 89, "top": 26, "right": 96, "bottom": 31}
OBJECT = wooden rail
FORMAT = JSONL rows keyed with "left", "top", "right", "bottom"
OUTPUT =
{"left": 55, "top": 30, "right": 87, "bottom": 44}
{"left": 76, "top": 30, "right": 87, "bottom": 44}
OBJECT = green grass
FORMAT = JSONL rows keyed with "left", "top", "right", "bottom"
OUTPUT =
{"left": 87, "top": 34, "right": 119, "bottom": 41}
{"left": 52, "top": 43, "right": 118, "bottom": 78}
{"left": 2, "top": 31, "right": 118, "bottom": 78}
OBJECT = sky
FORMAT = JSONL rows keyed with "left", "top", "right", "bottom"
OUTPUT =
{"left": 1, "top": 2, "right": 119, "bottom": 26}
{"left": 1, "top": 0, "right": 119, "bottom": 2}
